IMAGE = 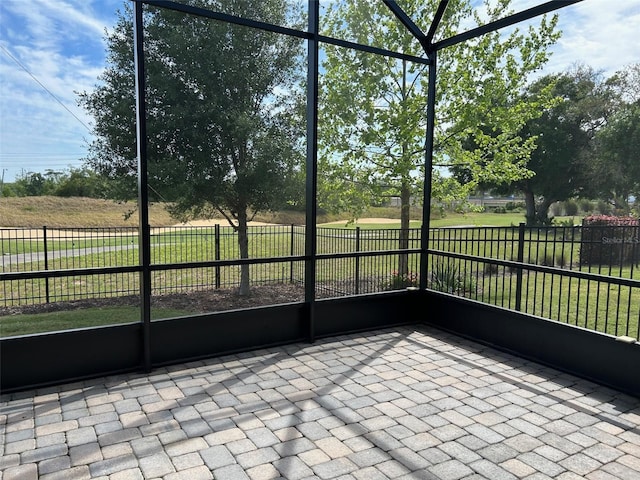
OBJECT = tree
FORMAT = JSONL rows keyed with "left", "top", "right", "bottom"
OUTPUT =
{"left": 516, "top": 65, "right": 616, "bottom": 224}
{"left": 55, "top": 167, "right": 108, "bottom": 198}
{"left": 319, "top": 0, "right": 560, "bottom": 276}
{"left": 13, "top": 170, "right": 60, "bottom": 196}
{"left": 79, "top": 1, "right": 304, "bottom": 295}
{"left": 594, "top": 102, "right": 640, "bottom": 213}
{"left": 457, "top": 64, "right": 631, "bottom": 224}
{"left": 6, "top": 167, "right": 109, "bottom": 198}
{"left": 606, "top": 62, "right": 640, "bottom": 106}
{"left": 592, "top": 63, "right": 640, "bottom": 213}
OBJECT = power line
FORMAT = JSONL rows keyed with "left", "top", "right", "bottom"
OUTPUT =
{"left": 0, "top": 153, "right": 87, "bottom": 156}
{"left": 0, "top": 44, "right": 92, "bottom": 133}
{"left": 0, "top": 155, "right": 84, "bottom": 159}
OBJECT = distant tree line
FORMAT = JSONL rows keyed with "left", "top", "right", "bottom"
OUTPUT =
{"left": 1, "top": 168, "right": 109, "bottom": 199}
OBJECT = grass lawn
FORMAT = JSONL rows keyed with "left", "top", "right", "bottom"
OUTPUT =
{"left": 430, "top": 213, "right": 580, "bottom": 228}
{"left": 324, "top": 213, "right": 581, "bottom": 229}
{"left": 0, "top": 306, "right": 195, "bottom": 337}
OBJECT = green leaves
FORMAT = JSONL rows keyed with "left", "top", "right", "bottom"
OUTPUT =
{"left": 80, "top": 0, "right": 305, "bottom": 220}
{"left": 319, "top": 0, "right": 560, "bottom": 220}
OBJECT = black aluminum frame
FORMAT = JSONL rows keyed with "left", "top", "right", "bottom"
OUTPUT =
{"left": 131, "top": 0, "right": 585, "bottom": 369}
{"left": 14, "top": 0, "right": 637, "bottom": 395}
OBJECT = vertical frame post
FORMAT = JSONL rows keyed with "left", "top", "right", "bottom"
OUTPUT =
{"left": 355, "top": 227, "right": 361, "bottom": 295}
{"left": 515, "top": 222, "right": 525, "bottom": 311}
{"left": 305, "top": 0, "right": 320, "bottom": 343}
{"left": 420, "top": 51, "right": 437, "bottom": 290}
{"left": 133, "top": 0, "right": 152, "bottom": 372}
{"left": 43, "top": 225, "right": 50, "bottom": 304}
{"left": 289, "top": 224, "right": 295, "bottom": 283}
{"left": 215, "top": 224, "right": 221, "bottom": 289}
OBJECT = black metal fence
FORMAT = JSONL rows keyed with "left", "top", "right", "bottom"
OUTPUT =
{"left": 429, "top": 224, "right": 639, "bottom": 339}
{"left": 1, "top": 224, "right": 638, "bottom": 339}
{"left": 0, "top": 225, "right": 421, "bottom": 303}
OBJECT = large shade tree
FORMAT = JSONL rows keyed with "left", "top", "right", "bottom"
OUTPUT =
{"left": 455, "top": 64, "right": 630, "bottom": 224}
{"left": 592, "top": 63, "right": 640, "bottom": 213}
{"left": 594, "top": 102, "right": 640, "bottom": 213}
{"left": 79, "top": 0, "right": 304, "bottom": 295}
{"left": 507, "top": 65, "right": 615, "bottom": 224}
{"left": 319, "top": 0, "right": 560, "bottom": 277}
{"left": 518, "top": 66, "right": 613, "bottom": 224}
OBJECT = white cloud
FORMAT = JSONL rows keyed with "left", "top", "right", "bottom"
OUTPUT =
{"left": 459, "top": 1, "right": 639, "bottom": 78}
{"left": 4, "top": 0, "right": 111, "bottom": 46}
{"left": 546, "top": 0, "right": 640, "bottom": 77}
{"left": 0, "top": 0, "right": 119, "bottom": 181}
{"left": 416, "top": 0, "right": 638, "bottom": 80}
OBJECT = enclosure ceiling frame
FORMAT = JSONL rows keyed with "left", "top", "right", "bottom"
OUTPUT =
{"left": 141, "top": 1, "right": 584, "bottom": 65}
{"left": 429, "top": 0, "right": 584, "bottom": 51}
{"left": 142, "top": 0, "right": 432, "bottom": 65}
{"left": 425, "top": 0, "right": 450, "bottom": 49}
{"left": 383, "top": 0, "right": 429, "bottom": 53}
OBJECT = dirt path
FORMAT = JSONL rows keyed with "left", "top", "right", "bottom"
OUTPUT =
{"left": 0, "top": 218, "right": 405, "bottom": 242}
{"left": 174, "top": 217, "right": 403, "bottom": 227}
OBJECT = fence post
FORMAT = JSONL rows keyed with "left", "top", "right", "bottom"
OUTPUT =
{"left": 515, "top": 222, "right": 525, "bottom": 311}
{"left": 214, "top": 224, "right": 221, "bottom": 289}
{"left": 355, "top": 227, "right": 361, "bottom": 295}
{"left": 290, "top": 224, "right": 295, "bottom": 283}
{"left": 43, "top": 226, "right": 50, "bottom": 304}
{"left": 632, "top": 225, "right": 639, "bottom": 270}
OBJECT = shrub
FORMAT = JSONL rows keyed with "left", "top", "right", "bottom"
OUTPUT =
{"left": 554, "top": 218, "right": 575, "bottom": 227}
{"left": 583, "top": 215, "right": 639, "bottom": 227}
{"left": 507, "top": 255, "right": 518, "bottom": 274}
{"left": 540, "top": 253, "right": 555, "bottom": 266}
{"left": 483, "top": 262, "right": 499, "bottom": 275}
{"left": 597, "top": 200, "right": 612, "bottom": 215}
{"left": 564, "top": 199, "right": 579, "bottom": 216}
{"left": 430, "top": 262, "right": 475, "bottom": 295}
{"left": 505, "top": 201, "right": 525, "bottom": 212}
{"left": 550, "top": 202, "right": 563, "bottom": 217}
{"left": 382, "top": 271, "right": 418, "bottom": 290}
{"left": 579, "top": 199, "right": 593, "bottom": 213}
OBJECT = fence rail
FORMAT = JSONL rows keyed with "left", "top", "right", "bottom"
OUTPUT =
{"left": 1, "top": 224, "right": 638, "bottom": 339}
{"left": 428, "top": 224, "right": 639, "bottom": 339}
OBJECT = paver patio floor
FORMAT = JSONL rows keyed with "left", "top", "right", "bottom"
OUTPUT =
{"left": 1, "top": 326, "right": 639, "bottom": 479}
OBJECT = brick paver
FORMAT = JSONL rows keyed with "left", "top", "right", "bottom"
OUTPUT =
{"left": 1, "top": 326, "right": 639, "bottom": 479}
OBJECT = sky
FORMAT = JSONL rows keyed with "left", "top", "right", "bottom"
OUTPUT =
{"left": 0, "top": 0, "right": 639, "bottom": 184}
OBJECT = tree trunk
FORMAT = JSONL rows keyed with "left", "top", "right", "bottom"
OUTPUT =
{"left": 237, "top": 207, "right": 250, "bottom": 296}
{"left": 536, "top": 197, "right": 555, "bottom": 225}
{"left": 397, "top": 59, "right": 411, "bottom": 284}
{"left": 524, "top": 188, "right": 554, "bottom": 226}
{"left": 524, "top": 189, "right": 536, "bottom": 226}
{"left": 398, "top": 181, "right": 411, "bottom": 281}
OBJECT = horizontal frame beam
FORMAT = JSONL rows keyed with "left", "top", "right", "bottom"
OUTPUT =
{"left": 139, "top": 0, "right": 431, "bottom": 65}
{"left": 431, "top": 0, "right": 583, "bottom": 51}
{"left": 383, "top": 0, "right": 427, "bottom": 49}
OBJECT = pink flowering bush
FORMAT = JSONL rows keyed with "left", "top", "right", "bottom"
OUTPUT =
{"left": 582, "top": 215, "right": 639, "bottom": 227}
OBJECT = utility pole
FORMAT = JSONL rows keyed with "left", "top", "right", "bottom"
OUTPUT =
{"left": 0, "top": 168, "right": 6, "bottom": 197}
